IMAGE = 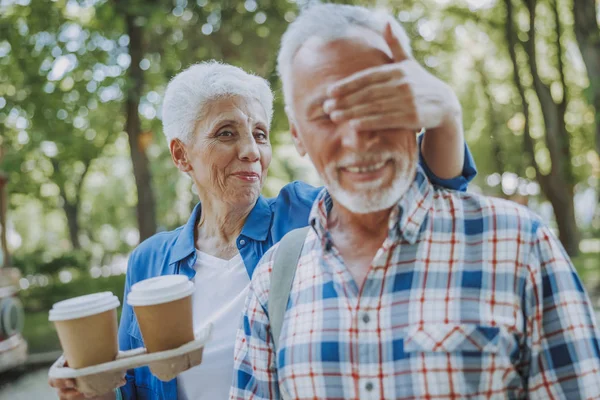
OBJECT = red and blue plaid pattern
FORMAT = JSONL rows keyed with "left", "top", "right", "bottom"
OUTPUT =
{"left": 230, "top": 167, "right": 600, "bottom": 399}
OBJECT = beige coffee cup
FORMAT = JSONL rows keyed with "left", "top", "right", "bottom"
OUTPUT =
{"left": 127, "top": 275, "right": 195, "bottom": 353}
{"left": 49, "top": 292, "right": 120, "bottom": 369}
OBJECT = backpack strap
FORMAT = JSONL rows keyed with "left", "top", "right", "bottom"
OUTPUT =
{"left": 268, "top": 226, "right": 310, "bottom": 353}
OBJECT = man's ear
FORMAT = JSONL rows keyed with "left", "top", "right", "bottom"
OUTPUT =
{"left": 169, "top": 139, "right": 192, "bottom": 172}
{"left": 289, "top": 118, "right": 307, "bottom": 157}
{"left": 286, "top": 107, "right": 307, "bottom": 157}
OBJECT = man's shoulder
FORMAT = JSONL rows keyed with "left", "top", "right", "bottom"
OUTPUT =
{"left": 432, "top": 188, "right": 543, "bottom": 234}
{"left": 251, "top": 226, "right": 318, "bottom": 305}
{"left": 249, "top": 242, "right": 281, "bottom": 306}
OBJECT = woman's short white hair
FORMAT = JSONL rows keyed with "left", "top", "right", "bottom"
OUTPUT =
{"left": 277, "top": 3, "right": 412, "bottom": 113}
{"left": 162, "top": 61, "right": 274, "bottom": 145}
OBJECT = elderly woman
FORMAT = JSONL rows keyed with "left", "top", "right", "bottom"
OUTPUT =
{"left": 51, "top": 59, "right": 476, "bottom": 400}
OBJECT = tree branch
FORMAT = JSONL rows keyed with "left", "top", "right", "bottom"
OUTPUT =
{"left": 74, "top": 158, "right": 92, "bottom": 203}
{"left": 504, "top": 0, "right": 548, "bottom": 190}
{"left": 519, "top": 0, "right": 573, "bottom": 183}
{"left": 443, "top": 5, "right": 504, "bottom": 31}
{"left": 550, "top": 0, "right": 568, "bottom": 108}
{"left": 474, "top": 59, "right": 506, "bottom": 174}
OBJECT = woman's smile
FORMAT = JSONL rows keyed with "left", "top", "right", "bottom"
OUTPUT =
{"left": 231, "top": 171, "right": 261, "bottom": 182}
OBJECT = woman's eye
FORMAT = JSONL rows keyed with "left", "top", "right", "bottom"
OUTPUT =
{"left": 254, "top": 131, "right": 268, "bottom": 141}
{"left": 217, "top": 130, "right": 234, "bottom": 138}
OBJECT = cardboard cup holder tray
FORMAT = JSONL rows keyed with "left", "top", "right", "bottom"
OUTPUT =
{"left": 48, "top": 324, "right": 212, "bottom": 398}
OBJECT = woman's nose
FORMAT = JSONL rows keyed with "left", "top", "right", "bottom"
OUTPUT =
{"left": 238, "top": 135, "right": 260, "bottom": 162}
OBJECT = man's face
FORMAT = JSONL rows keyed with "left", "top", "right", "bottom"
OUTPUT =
{"left": 288, "top": 27, "right": 418, "bottom": 214}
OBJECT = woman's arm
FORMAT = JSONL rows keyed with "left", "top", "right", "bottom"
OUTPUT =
{"left": 419, "top": 113, "right": 464, "bottom": 180}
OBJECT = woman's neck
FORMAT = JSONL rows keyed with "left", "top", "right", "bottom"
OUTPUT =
{"left": 194, "top": 195, "right": 254, "bottom": 259}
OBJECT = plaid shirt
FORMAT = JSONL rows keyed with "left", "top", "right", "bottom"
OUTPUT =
{"left": 230, "top": 166, "right": 600, "bottom": 400}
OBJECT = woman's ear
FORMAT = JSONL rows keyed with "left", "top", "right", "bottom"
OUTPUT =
{"left": 287, "top": 111, "right": 307, "bottom": 157}
{"left": 169, "top": 139, "right": 192, "bottom": 172}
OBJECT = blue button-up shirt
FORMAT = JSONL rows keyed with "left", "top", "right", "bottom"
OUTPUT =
{"left": 118, "top": 140, "right": 477, "bottom": 399}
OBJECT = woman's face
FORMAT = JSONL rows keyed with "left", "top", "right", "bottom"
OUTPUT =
{"left": 175, "top": 95, "right": 272, "bottom": 208}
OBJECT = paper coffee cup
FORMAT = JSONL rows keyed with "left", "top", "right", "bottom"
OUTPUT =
{"left": 49, "top": 292, "right": 120, "bottom": 369}
{"left": 127, "top": 275, "right": 195, "bottom": 353}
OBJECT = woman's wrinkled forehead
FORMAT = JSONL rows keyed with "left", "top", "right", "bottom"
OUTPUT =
{"left": 195, "top": 95, "right": 269, "bottom": 135}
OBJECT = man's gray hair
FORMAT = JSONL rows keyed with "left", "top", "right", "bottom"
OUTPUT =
{"left": 277, "top": 3, "right": 413, "bottom": 112}
{"left": 162, "top": 61, "right": 274, "bottom": 144}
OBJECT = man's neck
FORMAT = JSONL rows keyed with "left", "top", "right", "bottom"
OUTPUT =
{"left": 327, "top": 202, "right": 394, "bottom": 289}
{"left": 328, "top": 202, "right": 393, "bottom": 238}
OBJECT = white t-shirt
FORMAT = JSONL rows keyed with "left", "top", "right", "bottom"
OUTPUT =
{"left": 177, "top": 251, "right": 250, "bottom": 400}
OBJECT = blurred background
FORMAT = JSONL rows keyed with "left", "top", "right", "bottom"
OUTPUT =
{"left": 0, "top": 0, "right": 598, "bottom": 397}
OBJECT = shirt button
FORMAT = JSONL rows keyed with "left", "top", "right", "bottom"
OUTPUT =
{"left": 362, "top": 313, "right": 370, "bottom": 323}
{"left": 365, "top": 382, "right": 374, "bottom": 391}
{"left": 239, "top": 239, "right": 246, "bottom": 246}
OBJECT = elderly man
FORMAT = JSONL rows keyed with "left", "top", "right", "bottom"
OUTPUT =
{"left": 230, "top": 4, "right": 600, "bottom": 400}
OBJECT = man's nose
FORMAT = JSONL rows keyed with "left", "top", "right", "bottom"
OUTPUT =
{"left": 340, "top": 122, "right": 379, "bottom": 151}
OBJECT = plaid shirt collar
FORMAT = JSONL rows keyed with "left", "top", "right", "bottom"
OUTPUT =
{"left": 309, "top": 164, "right": 434, "bottom": 246}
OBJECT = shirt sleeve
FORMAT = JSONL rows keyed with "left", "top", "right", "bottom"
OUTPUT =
{"left": 118, "top": 256, "right": 137, "bottom": 400}
{"left": 417, "top": 132, "right": 477, "bottom": 192}
{"left": 525, "top": 224, "right": 600, "bottom": 399}
{"left": 230, "top": 257, "right": 281, "bottom": 400}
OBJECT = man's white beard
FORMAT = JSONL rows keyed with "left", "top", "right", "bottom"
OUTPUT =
{"left": 323, "top": 150, "right": 417, "bottom": 214}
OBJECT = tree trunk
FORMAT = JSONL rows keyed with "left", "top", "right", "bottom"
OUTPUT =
{"left": 474, "top": 59, "right": 506, "bottom": 175}
{"left": 573, "top": 0, "right": 600, "bottom": 156}
{"left": 545, "top": 177, "right": 580, "bottom": 256}
{"left": 505, "top": 0, "right": 580, "bottom": 256}
{"left": 62, "top": 200, "right": 81, "bottom": 249}
{"left": 125, "top": 13, "right": 157, "bottom": 242}
{"left": 52, "top": 159, "right": 88, "bottom": 250}
{"left": 0, "top": 174, "right": 9, "bottom": 268}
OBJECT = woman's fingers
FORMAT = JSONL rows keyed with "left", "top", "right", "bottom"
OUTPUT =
{"left": 349, "top": 110, "right": 420, "bottom": 132}
{"left": 330, "top": 99, "right": 404, "bottom": 123}
{"left": 49, "top": 378, "right": 77, "bottom": 389}
{"left": 57, "top": 388, "right": 85, "bottom": 400}
{"left": 324, "top": 81, "right": 406, "bottom": 113}
{"left": 49, "top": 378, "right": 86, "bottom": 400}
{"left": 384, "top": 22, "right": 410, "bottom": 62}
{"left": 327, "top": 63, "right": 403, "bottom": 98}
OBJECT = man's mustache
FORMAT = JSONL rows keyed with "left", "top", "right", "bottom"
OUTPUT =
{"left": 333, "top": 151, "right": 398, "bottom": 169}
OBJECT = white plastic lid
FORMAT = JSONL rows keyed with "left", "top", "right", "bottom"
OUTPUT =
{"left": 49, "top": 292, "right": 120, "bottom": 322}
{"left": 127, "top": 275, "right": 194, "bottom": 307}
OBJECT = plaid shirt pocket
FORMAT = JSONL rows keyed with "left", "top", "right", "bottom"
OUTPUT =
{"left": 405, "top": 324, "right": 501, "bottom": 353}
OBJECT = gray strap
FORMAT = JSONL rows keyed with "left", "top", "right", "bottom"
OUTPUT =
{"left": 268, "top": 227, "right": 310, "bottom": 353}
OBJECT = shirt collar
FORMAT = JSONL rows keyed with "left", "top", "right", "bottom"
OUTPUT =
{"left": 240, "top": 194, "right": 272, "bottom": 241}
{"left": 169, "top": 195, "right": 272, "bottom": 265}
{"left": 309, "top": 165, "right": 433, "bottom": 245}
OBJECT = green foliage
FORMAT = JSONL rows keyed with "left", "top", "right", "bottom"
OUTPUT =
{"left": 22, "top": 309, "right": 62, "bottom": 354}
{"left": 12, "top": 249, "right": 91, "bottom": 277}
{"left": 0, "top": 0, "right": 598, "bottom": 261}
{"left": 20, "top": 273, "right": 126, "bottom": 313}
